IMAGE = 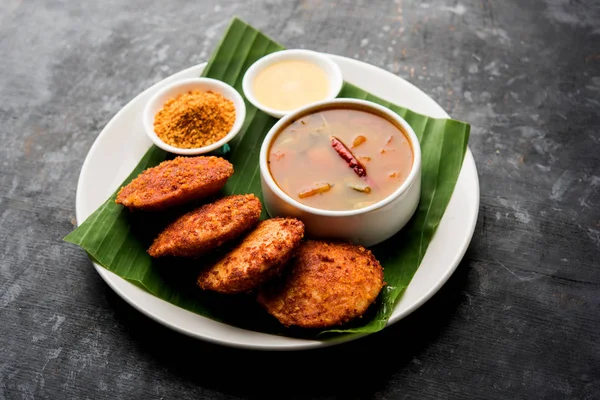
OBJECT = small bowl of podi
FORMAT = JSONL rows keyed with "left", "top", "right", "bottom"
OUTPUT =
{"left": 143, "top": 78, "right": 246, "bottom": 155}
{"left": 259, "top": 98, "right": 422, "bottom": 247}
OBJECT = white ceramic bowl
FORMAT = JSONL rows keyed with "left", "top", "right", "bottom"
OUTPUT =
{"left": 242, "top": 49, "right": 343, "bottom": 119}
{"left": 259, "top": 98, "right": 422, "bottom": 247}
{"left": 143, "top": 77, "right": 246, "bottom": 155}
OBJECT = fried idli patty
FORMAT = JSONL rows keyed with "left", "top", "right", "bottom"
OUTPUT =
{"left": 257, "top": 240, "right": 384, "bottom": 328}
{"left": 148, "top": 194, "right": 261, "bottom": 258}
{"left": 116, "top": 156, "right": 233, "bottom": 211}
{"left": 197, "top": 218, "right": 305, "bottom": 294}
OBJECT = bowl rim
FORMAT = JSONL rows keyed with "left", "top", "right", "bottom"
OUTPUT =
{"left": 142, "top": 77, "right": 246, "bottom": 155}
{"left": 259, "top": 98, "right": 422, "bottom": 217}
{"left": 242, "top": 49, "right": 344, "bottom": 119}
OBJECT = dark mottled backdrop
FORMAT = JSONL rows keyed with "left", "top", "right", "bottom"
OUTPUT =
{"left": 1, "top": 0, "right": 599, "bottom": 399}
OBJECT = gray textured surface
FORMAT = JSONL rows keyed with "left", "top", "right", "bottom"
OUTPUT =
{"left": 1, "top": 0, "right": 599, "bottom": 398}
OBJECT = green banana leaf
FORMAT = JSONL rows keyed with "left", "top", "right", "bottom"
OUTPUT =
{"left": 65, "top": 17, "right": 470, "bottom": 337}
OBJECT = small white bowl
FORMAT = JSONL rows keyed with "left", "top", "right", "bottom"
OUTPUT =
{"left": 143, "top": 78, "right": 246, "bottom": 155}
{"left": 259, "top": 98, "right": 422, "bottom": 247}
{"left": 242, "top": 49, "right": 343, "bottom": 119}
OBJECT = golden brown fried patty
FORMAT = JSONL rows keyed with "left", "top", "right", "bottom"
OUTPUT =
{"left": 257, "top": 240, "right": 384, "bottom": 328}
{"left": 116, "top": 156, "right": 233, "bottom": 211}
{"left": 197, "top": 218, "right": 305, "bottom": 294}
{"left": 148, "top": 194, "right": 261, "bottom": 258}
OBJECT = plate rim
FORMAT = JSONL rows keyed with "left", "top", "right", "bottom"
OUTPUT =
{"left": 75, "top": 55, "right": 479, "bottom": 351}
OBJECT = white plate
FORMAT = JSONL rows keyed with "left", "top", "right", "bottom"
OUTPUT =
{"left": 75, "top": 54, "right": 480, "bottom": 351}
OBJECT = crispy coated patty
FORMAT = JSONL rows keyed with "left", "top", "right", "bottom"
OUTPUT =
{"left": 147, "top": 194, "right": 261, "bottom": 258}
{"left": 257, "top": 240, "right": 384, "bottom": 328}
{"left": 116, "top": 156, "right": 233, "bottom": 211}
{"left": 197, "top": 218, "right": 305, "bottom": 294}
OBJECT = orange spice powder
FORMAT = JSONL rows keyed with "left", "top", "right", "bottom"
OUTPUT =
{"left": 154, "top": 90, "right": 235, "bottom": 149}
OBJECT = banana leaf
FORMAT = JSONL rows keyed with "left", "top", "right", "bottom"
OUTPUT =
{"left": 65, "top": 18, "right": 470, "bottom": 337}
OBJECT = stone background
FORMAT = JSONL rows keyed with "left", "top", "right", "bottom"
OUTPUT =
{"left": 1, "top": 0, "right": 599, "bottom": 398}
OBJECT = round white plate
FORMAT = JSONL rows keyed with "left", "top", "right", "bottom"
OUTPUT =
{"left": 76, "top": 54, "right": 480, "bottom": 351}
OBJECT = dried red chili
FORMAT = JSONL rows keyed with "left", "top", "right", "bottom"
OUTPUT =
{"left": 331, "top": 136, "right": 367, "bottom": 177}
